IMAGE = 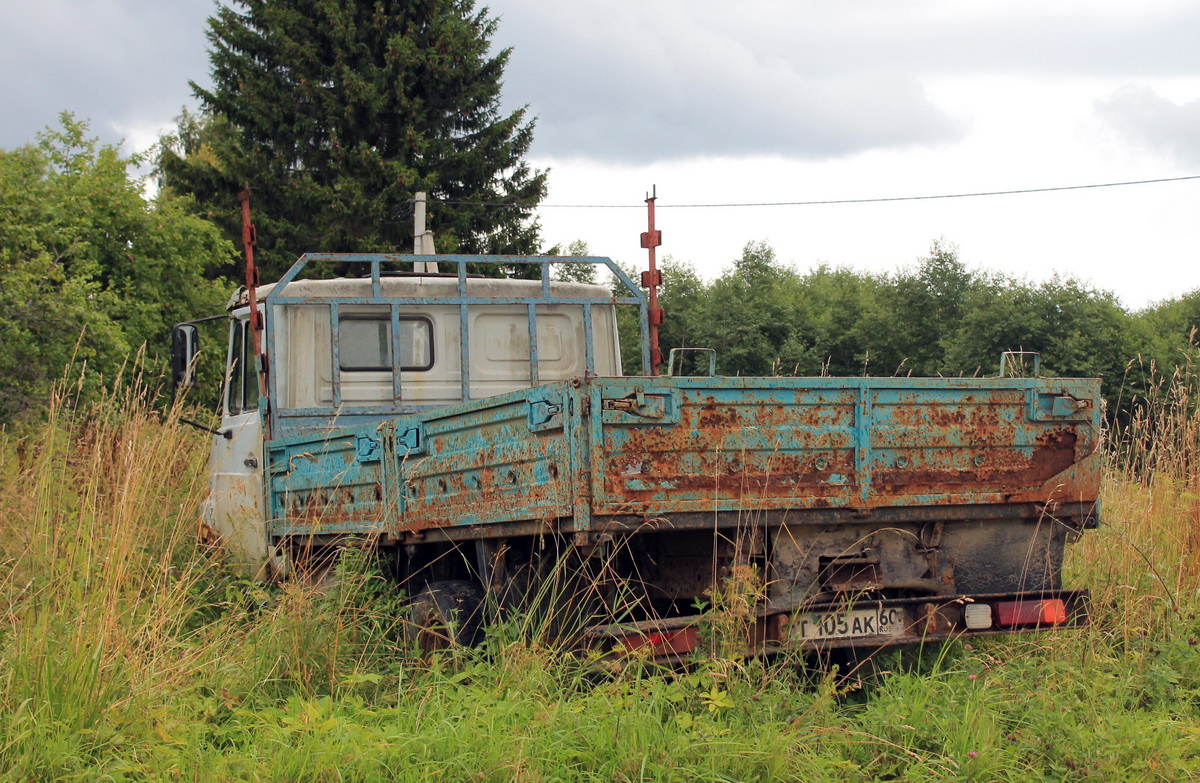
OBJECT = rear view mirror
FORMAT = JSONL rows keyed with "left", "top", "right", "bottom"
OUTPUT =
{"left": 171, "top": 323, "right": 200, "bottom": 388}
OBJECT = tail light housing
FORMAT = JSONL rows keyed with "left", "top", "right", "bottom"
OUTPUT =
{"left": 995, "top": 598, "right": 1067, "bottom": 627}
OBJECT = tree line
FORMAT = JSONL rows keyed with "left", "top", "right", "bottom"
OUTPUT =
{"left": 2, "top": 115, "right": 1198, "bottom": 426}
{"left": 2, "top": 0, "right": 1198, "bottom": 427}
{"left": 630, "top": 241, "right": 1198, "bottom": 411}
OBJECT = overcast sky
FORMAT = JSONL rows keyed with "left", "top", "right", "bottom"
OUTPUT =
{"left": 3, "top": 0, "right": 1198, "bottom": 309}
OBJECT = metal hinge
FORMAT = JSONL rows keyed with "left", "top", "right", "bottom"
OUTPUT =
{"left": 395, "top": 424, "right": 424, "bottom": 456}
{"left": 600, "top": 387, "right": 677, "bottom": 422}
{"left": 529, "top": 392, "right": 565, "bottom": 432}
{"left": 355, "top": 434, "right": 382, "bottom": 463}
{"left": 1030, "top": 390, "right": 1094, "bottom": 421}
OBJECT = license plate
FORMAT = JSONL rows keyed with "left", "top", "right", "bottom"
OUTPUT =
{"left": 793, "top": 606, "right": 907, "bottom": 642}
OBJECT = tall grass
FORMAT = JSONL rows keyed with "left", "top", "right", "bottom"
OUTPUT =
{"left": 0, "top": 367, "right": 1197, "bottom": 780}
{"left": 0, "top": 368, "right": 213, "bottom": 775}
{"left": 1089, "top": 350, "right": 1200, "bottom": 636}
{"left": 0, "top": 372, "right": 403, "bottom": 778}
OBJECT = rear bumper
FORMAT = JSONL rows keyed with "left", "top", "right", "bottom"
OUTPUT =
{"left": 765, "top": 588, "right": 1089, "bottom": 651}
{"left": 588, "top": 589, "right": 1090, "bottom": 658}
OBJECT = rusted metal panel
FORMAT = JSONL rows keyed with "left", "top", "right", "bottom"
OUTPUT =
{"left": 396, "top": 387, "right": 574, "bottom": 533}
{"left": 266, "top": 384, "right": 574, "bottom": 537}
{"left": 589, "top": 376, "right": 1102, "bottom": 520}
{"left": 265, "top": 374, "right": 1101, "bottom": 541}
{"left": 591, "top": 380, "right": 859, "bottom": 515}
{"left": 266, "top": 423, "right": 397, "bottom": 536}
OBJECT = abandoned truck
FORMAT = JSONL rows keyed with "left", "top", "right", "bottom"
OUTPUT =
{"left": 174, "top": 251, "right": 1101, "bottom": 656}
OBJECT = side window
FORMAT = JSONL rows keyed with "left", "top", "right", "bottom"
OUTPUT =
{"left": 338, "top": 316, "right": 433, "bottom": 372}
{"left": 243, "top": 324, "right": 259, "bottom": 412}
{"left": 227, "top": 319, "right": 259, "bottom": 415}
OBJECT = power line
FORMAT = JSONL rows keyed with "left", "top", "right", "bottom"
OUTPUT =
{"left": 432, "top": 173, "right": 1200, "bottom": 209}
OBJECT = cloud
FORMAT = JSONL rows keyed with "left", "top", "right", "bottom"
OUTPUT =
{"left": 1095, "top": 85, "right": 1200, "bottom": 167}
{"left": 0, "top": 0, "right": 213, "bottom": 150}
{"left": 492, "top": 0, "right": 1200, "bottom": 164}
{"left": 3, "top": 0, "right": 1198, "bottom": 164}
{"left": 495, "top": 2, "right": 964, "bottom": 163}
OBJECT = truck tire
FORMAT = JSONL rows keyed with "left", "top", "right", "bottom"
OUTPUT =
{"left": 406, "top": 580, "right": 485, "bottom": 651}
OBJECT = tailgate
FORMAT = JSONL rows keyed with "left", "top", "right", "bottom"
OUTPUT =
{"left": 589, "top": 376, "right": 1102, "bottom": 518}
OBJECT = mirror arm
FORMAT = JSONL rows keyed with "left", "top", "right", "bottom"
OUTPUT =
{"left": 180, "top": 418, "right": 232, "bottom": 439}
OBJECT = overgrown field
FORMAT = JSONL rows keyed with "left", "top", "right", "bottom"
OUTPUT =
{"left": 1, "top": 378, "right": 1198, "bottom": 781}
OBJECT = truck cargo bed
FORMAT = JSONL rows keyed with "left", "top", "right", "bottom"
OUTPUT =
{"left": 265, "top": 375, "right": 1101, "bottom": 541}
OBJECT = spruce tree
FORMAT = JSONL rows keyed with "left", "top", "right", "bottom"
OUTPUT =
{"left": 158, "top": 0, "right": 546, "bottom": 280}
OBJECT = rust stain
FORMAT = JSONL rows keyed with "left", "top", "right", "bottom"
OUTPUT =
{"left": 1009, "top": 441, "right": 1102, "bottom": 506}
{"left": 697, "top": 403, "right": 738, "bottom": 429}
{"left": 269, "top": 379, "right": 1101, "bottom": 539}
{"left": 876, "top": 430, "right": 1080, "bottom": 493}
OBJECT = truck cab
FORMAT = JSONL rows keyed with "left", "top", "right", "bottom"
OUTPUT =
{"left": 197, "top": 254, "right": 635, "bottom": 576}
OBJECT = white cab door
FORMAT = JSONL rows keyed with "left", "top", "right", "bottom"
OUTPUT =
{"left": 200, "top": 316, "right": 271, "bottom": 575}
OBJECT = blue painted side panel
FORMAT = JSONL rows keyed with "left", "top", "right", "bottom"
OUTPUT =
{"left": 397, "top": 386, "right": 574, "bottom": 532}
{"left": 267, "top": 383, "right": 576, "bottom": 536}
{"left": 265, "top": 375, "right": 1102, "bottom": 538}
{"left": 589, "top": 377, "right": 1101, "bottom": 518}
{"left": 266, "top": 422, "right": 398, "bottom": 535}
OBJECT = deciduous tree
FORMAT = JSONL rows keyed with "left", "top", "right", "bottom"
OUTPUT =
{"left": 0, "top": 115, "right": 233, "bottom": 423}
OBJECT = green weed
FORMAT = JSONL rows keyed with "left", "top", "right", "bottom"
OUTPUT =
{"left": 1, "top": 369, "right": 1199, "bottom": 781}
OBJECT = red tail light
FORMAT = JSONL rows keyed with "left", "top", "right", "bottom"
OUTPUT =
{"left": 996, "top": 599, "right": 1067, "bottom": 627}
{"left": 618, "top": 627, "right": 698, "bottom": 656}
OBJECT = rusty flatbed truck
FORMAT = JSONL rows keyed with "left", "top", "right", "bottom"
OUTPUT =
{"left": 175, "top": 251, "right": 1101, "bottom": 656}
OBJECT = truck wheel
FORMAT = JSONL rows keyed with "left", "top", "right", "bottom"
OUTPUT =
{"left": 406, "top": 580, "right": 484, "bottom": 651}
